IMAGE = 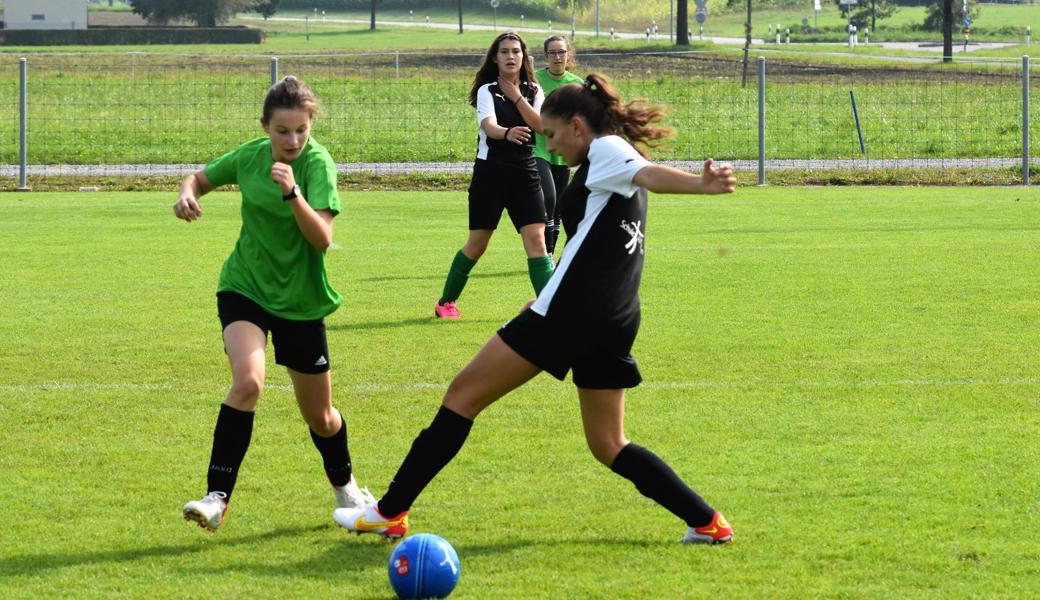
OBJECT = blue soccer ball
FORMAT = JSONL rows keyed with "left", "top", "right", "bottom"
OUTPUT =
{"left": 388, "top": 533, "right": 460, "bottom": 599}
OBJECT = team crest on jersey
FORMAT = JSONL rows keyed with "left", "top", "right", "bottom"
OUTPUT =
{"left": 620, "top": 219, "right": 644, "bottom": 255}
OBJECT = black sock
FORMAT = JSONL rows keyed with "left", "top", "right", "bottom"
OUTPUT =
{"left": 545, "top": 224, "right": 555, "bottom": 254}
{"left": 378, "top": 406, "right": 473, "bottom": 517}
{"left": 610, "top": 443, "right": 715, "bottom": 527}
{"left": 310, "top": 411, "right": 352, "bottom": 487}
{"left": 207, "top": 403, "right": 255, "bottom": 502}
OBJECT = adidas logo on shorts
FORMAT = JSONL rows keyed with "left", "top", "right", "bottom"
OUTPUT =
{"left": 314, "top": 355, "right": 328, "bottom": 366}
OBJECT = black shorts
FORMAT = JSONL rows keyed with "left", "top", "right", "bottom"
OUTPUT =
{"left": 216, "top": 291, "right": 330, "bottom": 374}
{"left": 468, "top": 158, "right": 546, "bottom": 231}
{"left": 497, "top": 308, "right": 642, "bottom": 389}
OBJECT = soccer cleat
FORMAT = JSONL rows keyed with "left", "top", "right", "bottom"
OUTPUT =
{"left": 681, "top": 512, "right": 733, "bottom": 545}
{"left": 434, "top": 301, "right": 460, "bottom": 319}
{"left": 332, "top": 475, "right": 377, "bottom": 509}
{"left": 333, "top": 504, "right": 409, "bottom": 540}
{"left": 183, "top": 491, "right": 228, "bottom": 532}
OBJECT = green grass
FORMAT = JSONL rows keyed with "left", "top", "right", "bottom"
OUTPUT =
{"left": 0, "top": 59, "right": 1028, "bottom": 165}
{"left": 1, "top": 187, "right": 1038, "bottom": 597}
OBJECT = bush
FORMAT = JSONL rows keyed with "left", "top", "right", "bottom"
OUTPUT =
{"left": 0, "top": 27, "right": 265, "bottom": 46}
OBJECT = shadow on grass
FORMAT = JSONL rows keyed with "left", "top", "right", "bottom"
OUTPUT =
{"left": 360, "top": 270, "right": 525, "bottom": 283}
{"left": 329, "top": 317, "right": 499, "bottom": 331}
{"left": 0, "top": 524, "right": 340, "bottom": 577}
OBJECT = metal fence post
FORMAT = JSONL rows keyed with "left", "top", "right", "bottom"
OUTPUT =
{"left": 270, "top": 56, "right": 278, "bottom": 86}
{"left": 1024, "top": 55, "right": 1030, "bottom": 186}
{"left": 758, "top": 56, "right": 766, "bottom": 186}
{"left": 18, "top": 57, "right": 29, "bottom": 191}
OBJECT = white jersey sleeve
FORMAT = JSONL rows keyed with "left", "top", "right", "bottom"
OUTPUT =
{"left": 532, "top": 83, "right": 545, "bottom": 113}
{"left": 584, "top": 136, "right": 650, "bottom": 198}
{"left": 476, "top": 84, "right": 496, "bottom": 127}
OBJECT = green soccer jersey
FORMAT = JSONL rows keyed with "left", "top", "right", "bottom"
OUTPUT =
{"left": 533, "top": 67, "right": 585, "bottom": 166}
{"left": 204, "top": 136, "right": 342, "bottom": 321}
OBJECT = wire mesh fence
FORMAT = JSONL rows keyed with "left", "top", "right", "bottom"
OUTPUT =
{"left": 1, "top": 50, "right": 1037, "bottom": 185}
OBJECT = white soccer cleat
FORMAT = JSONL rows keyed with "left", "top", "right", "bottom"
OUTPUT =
{"left": 332, "top": 475, "right": 377, "bottom": 509}
{"left": 183, "top": 491, "right": 228, "bottom": 532}
{"left": 333, "top": 504, "right": 409, "bottom": 539}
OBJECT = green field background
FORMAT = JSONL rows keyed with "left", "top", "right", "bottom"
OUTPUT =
{"left": 1, "top": 188, "right": 1037, "bottom": 598}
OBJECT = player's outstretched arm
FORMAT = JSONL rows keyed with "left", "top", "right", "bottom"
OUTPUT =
{"left": 173, "top": 170, "right": 214, "bottom": 222}
{"left": 633, "top": 158, "right": 736, "bottom": 196}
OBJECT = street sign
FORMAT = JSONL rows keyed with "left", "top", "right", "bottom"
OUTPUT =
{"left": 838, "top": 0, "right": 857, "bottom": 4}
{"left": 490, "top": 0, "right": 499, "bottom": 7}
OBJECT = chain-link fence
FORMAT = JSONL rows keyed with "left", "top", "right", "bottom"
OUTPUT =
{"left": 1, "top": 50, "right": 1037, "bottom": 185}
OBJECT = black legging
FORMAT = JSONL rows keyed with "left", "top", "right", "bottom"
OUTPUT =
{"left": 536, "top": 157, "right": 571, "bottom": 255}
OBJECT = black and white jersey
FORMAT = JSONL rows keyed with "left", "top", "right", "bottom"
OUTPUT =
{"left": 475, "top": 80, "right": 544, "bottom": 163}
{"left": 532, "top": 135, "right": 651, "bottom": 330}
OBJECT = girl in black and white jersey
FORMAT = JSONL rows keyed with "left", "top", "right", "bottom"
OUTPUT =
{"left": 433, "top": 32, "right": 554, "bottom": 319}
{"left": 335, "top": 73, "right": 737, "bottom": 545}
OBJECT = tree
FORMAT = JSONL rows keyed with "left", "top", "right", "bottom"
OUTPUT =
{"left": 677, "top": 0, "right": 689, "bottom": 46}
{"left": 254, "top": 0, "right": 279, "bottom": 21}
{"left": 129, "top": 0, "right": 255, "bottom": 27}
{"left": 835, "top": 0, "right": 897, "bottom": 31}
{"left": 920, "top": 0, "right": 977, "bottom": 62}
{"left": 922, "top": 0, "right": 978, "bottom": 32}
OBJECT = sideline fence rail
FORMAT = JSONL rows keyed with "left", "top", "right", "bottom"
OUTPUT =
{"left": 2, "top": 50, "right": 1038, "bottom": 185}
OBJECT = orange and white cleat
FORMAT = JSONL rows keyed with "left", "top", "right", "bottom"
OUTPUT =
{"left": 333, "top": 504, "right": 409, "bottom": 540}
{"left": 183, "top": 491, "right": 228, "bottom": 532}
{"left": 681, "top": 511, "right": 733, "bottom": 545}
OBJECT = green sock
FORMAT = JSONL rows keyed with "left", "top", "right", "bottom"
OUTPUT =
{"left": 527, "top": 255, "right": 555, "bottom": 295}
{"left": 439, "top": 249, "right": 478, "bottom": 304}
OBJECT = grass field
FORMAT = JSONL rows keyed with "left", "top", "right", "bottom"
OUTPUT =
{"left": 0, "top": 52, "right": 1030, "bottom": 167}
{"left": 1, "top": 187, "right": 1038, "bottom": 598}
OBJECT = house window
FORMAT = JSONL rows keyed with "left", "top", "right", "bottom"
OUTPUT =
{"left": 31, "top": 15, "right": 46, "bottom": 21}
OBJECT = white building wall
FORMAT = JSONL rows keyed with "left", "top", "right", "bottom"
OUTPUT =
{"left": 5, "top": 0, "right": 88, "bottom": 30}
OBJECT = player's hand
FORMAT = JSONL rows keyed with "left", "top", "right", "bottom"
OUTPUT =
{"left": 701, "top": 158, "right": 736, "bottom": 194}
{"left": 506, "top": 126, "right": 532, "bottom": 144}
{"left": 173, "top": 193, "right": 202, "bottom": 222}
{"left": 271, "top": 162, "right": 296, "bottom": 196}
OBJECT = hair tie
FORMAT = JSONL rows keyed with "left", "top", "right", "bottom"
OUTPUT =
{"left": 282, "top": 75, "right": 297, "bottom": 82}
{"left": 583, "top": 78, "right": 597, "bottom": 92}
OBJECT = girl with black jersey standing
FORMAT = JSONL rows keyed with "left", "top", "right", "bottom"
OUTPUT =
{"left": 336, "top": 73, "right": 737, "bottom": 545}
{"left": 433, "top": 32, "right": 554, "bottom": 319}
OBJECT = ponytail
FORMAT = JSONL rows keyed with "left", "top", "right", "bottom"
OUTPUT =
{"left": 262, "top": 75, "right": 321, "bottom": 124}
{"left": 541, "top": 73, "right": 671, "bottom": 157}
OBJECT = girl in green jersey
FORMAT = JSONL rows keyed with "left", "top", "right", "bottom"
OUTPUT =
{"left": 174, "top": 77, "right": 374, "bottom": 532}
{"left": 534, "top": 36, "right": 583, "bottom": 256}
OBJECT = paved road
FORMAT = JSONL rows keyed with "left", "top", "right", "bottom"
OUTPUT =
{"left": 240, "top": 15, "right": 762, "bottom": 46}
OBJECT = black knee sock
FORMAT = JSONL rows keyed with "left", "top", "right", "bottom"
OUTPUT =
{"left": 207, "top": 403, "right": 255, "bottom": 501}
{"left": 378, "top": 406, "right": 473, "bottom": 517}
{"left": 610, "top": 443, "right": 715, "bottom": 527}
{"left": 310, "top": 411, "right": 352, "bottom": 487}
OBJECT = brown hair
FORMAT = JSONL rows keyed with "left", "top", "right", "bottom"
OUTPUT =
{"left": 543, "top": 35, "right": 577, "bottom": 71}
{"left": 261, "top": 76, "right": 320, "bottom": 124}
{"left": 541, "top": 73, "right": 671, "bottom": 158}
{"left": 468, "top": 32, "right": 536, "bottom": 108}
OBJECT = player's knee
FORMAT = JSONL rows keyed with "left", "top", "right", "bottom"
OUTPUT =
{"left": 228, "top": 374, "right": 263, "bottom": 407}
{"left": 303, "top": 407, "right": 339, "bottom": 436}
{"left": 463, "top": 240, "right": 488, "bottom": 259}
{"left": 586, "top": 436, "right": 626, "bottom": 467}
{"left": 442, "top": 377, "right": 483, "bottom": 420}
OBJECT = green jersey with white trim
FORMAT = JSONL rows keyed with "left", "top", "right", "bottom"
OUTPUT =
{"left": 533, "top": 67, "right": 584, "bottom": 166}
{"left": 204, "top": 136, "right": 342, "bottom": 321}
